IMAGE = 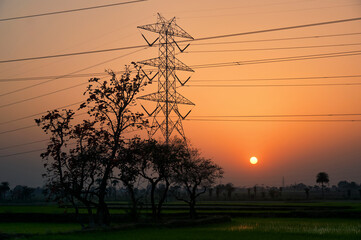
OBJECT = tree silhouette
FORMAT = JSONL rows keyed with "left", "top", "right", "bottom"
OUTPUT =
{"left": 316, "top": 172, "right": 329, "bottom": 199}
{"left": 215, "top": 184, "right": 225, "bottom": 199}
{"left": 225, "top": 183, "right": 235, "bottom": 200}
{"left": 36, "top": 64, "right": 149, "bottom": 226}
{"left": 173, "top": 146, "right": 223, "bottom": 219}
{"left": 0, "top": 182, "right": 10, "bottom": 200}
{"left": 133, "top": 138, "right": 187, "bottom": 220}
{"left": 12, "top": 185, "right": 35, "bottom": 200}
{"left": 37, "top": 110, "right": 110, "bottom": 226}
{"left": 304, "top": 187, "right": 310, "bottom": 200}
{"left": 115, "top": 137, "right": 145, "bottom": 221}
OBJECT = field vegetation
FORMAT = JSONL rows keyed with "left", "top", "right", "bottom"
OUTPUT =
{"left": 1, "top": 217, "right": 360, "bottom": 240}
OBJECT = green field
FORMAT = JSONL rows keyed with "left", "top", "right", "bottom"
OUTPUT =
{"left": 1, "top": 201, "right": 360, "bottom": 215}
{"left": 1, "top": 218, "right": 360, "bottom": 240}
{"left": 1, "top": 201, "right": 360, "bottom": 240}
{"left": 0, "top": 222, "right": 81, "bottom": 234}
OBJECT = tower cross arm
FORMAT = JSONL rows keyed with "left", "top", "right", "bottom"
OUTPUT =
{"left": 138, "top": 57, "right": 194, "bottom": 72}
{"left": 138, "top": 92, "right": 195, "bottom": 106}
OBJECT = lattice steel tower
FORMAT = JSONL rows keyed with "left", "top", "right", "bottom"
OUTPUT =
{"left": 137, "top": 13, "right": 195, "bottom": 143}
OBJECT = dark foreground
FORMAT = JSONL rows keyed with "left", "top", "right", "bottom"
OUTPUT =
{"left": 1, "top": 201, "right": 360, "bottom": 240}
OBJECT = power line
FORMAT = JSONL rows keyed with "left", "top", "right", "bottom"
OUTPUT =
{"left": 0, "top": 48, "right": 146, "bottom": 98}
{"left": 189, "top": 113, "right": 361, "bottom": 118}
{"left": 1, "top": 33, "right": 360, "bottom": 70}
{"left": 180, "top": 2, "right": 361, "bottom": 20}
{"left": 189, "top": 75, "right": 361, "bottom": 83}
{"left": 1, "top": 73, "right": 360, "bottom": 125}
{"left": 189, "top": 32, "right": 361, "bottom": 46}
{"left": 0, "top": 113, "right": 88, "bottom": 135}
{"left": 1, "top": 17, "right": 361, "bottom": 64}
{"left": 2, "top": 72, "right": 361, "bottom": 84}
{"left": 0, "top": 82, "right": 88, "bottom": 109}
{"left": 2, "top": 112, "right": 360, "bottom": 153}
{"left": 0, "top": 45, "right": 149, "bottom": 64}
{"left": 0, "top": 101, "right": 83, "bottom": 126}
{"left": 191, "top": 50, "right": 361, "bottom": 69}
{"left": 0, "top": 72, "right": 111, "bottom": 82}
{"left": 3, "top": 112, "right": 361, "bottom": 136}
{"left": 0, "top": 148, "right": 45, "bottom": 158}
{"left": 0, "top": 125, "right": 36, "bottom": 135}
{"left": 184, "top": 42, "right": 361, "bottom": 53}
{"left": 0, "top": 0, "right": 148, "bottom": 22}
{"left": 192, "top": 17, "right": 361, "bottom": 42}
{"left": 0, "top": 139, "right": 48, "bottom": 151}
{"left": 186, "top": 119, "right": 361, "bottom": 122}
{"left": 0, "top": 68, "right": 152, "bottom": 83}
{"left": 168, "top": 0, "right": 309, "bottom": 14}
{"left": 1, "top": 49, "right": 360, "bottom": 109}
{"left": 0, "top": 15, "right": 150, "bottom": 80}
{"left": 1, "top": 50, "right": 360, "bottom": 109}
{"left": 186, "top": 83, "right": 361, "bottom": 88}
{"left": 0, "top": 129, "right": 142, "bottom": 158}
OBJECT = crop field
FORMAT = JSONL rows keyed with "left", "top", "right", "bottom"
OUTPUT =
{"left": 1, "top": 201, "right": 360, "bottom": 240}
{"left": 1, "top": 218, "right": 360, "bottom": 240}
{"left": 1, "top": 201, "right": 360, "bottom": 215}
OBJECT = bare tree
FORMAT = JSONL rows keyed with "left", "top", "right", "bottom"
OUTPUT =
{"left": 135, "top": 138, "right": 186, "bottom": 220}
{"left": 173, "top": 147, "right": 223, "bottom": 219}
{"left": 36, "top": 111, "right": 107, "bottom": 226}
{"left": 36, "top": 64, "right": 149, "bottom": 226}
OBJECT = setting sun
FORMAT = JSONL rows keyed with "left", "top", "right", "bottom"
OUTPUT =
{"left": 250, "top": 157, "right": 258, "bottom": 165}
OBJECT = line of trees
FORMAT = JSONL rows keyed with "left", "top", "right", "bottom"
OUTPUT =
{"left": 0, "top": 182, "right": 37, "bottom": 200}
{"left": 35, "top": 65, "right": 223, "bottom": 227}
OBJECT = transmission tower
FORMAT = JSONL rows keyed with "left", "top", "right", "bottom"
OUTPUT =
{"left": 137, "top": 13, "right": 195, "bottom": 143}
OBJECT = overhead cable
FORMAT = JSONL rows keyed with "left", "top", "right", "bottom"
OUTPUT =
{"left": 186, "top": 83, "right": 361, "bottom": 87}
{"left": 191, "top": 50, "right": 361, "bottom": 69}
{"left": 0, "top": 0, "right": 148, "bottom": 22}
{"left": 189, "top": 32, "right": 361, "bottom": 46}
{"left": 1, "top": 17, "right": 361, "bottom": 63}
{"left": 186, "top": 119, "right": 361, "bottom": 122}
{"left": 185, "top": 42, "right": 361, "bottom": 53}
{"left": 0, "top": 48, "right": 146, "bottom": 97}
{"left": 1, "top": 50, "right": 360, "bottom": 109}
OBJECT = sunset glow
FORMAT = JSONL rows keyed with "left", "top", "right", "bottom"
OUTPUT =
{"left": 250, "top": 157, "right": 258, "bottom": 165}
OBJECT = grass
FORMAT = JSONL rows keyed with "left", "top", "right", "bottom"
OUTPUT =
{"left": 0, "top": 205, "right": 66, "bottom": 214}
{"left": 0, "top": 222, "right": 81, "bottom": 234}
{"left": 1, "top": 201, "right": 360, "bottom": 240}
{"left": 1, "top": 218, "right": 360, "bottom": 240}
{"left": 1, "top": 201, "right": 360, "bottom": 214}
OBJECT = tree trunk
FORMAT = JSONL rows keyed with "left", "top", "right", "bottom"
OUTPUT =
{"left": 96, "top": 199, "right": 110, "bottom": 226}
{"left": 321, "top": 183, "right": 325, "bottom": 199}
{"left": 128, "top": 187, "right": 138, "bottom": 221}
{"left": 96, "top": 159, "right": 113, "bottom": 226}
{"left": 86, "top": 205, "right": 95, "bottom": 228}
{"left": 189, "top": 199, "right": 197, "bottom": 219}
{"left": 156, "top": 181, "right": 170, "bottom": 219}
{"left": 69, "top": 197, "right": 85, "bottom": 229}
{"left": 150, "top": 182, "right": 157, "bottom": 220}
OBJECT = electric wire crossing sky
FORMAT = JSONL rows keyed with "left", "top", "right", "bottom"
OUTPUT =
{"left": 137, "top": 14, "right": 195, "bottom": 143}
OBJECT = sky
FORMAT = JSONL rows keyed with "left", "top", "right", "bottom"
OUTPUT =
{"left": 0, "top": 0, "right": 360, "bottom": 188}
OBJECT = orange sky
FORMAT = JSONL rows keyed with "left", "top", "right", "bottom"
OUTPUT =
{"left": 0, "top": 0, "right": 360, "bottom": 187}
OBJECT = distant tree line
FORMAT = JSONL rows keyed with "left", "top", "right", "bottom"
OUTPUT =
{"left": 2, "top": 179, "right": 360, "bottom": 203}
{"left": 0, "top": 182, "right": 41, "bottom": 200}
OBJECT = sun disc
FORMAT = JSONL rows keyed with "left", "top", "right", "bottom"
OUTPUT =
{"left": 250, "top": 156, "right": 258, "bottom": 165}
